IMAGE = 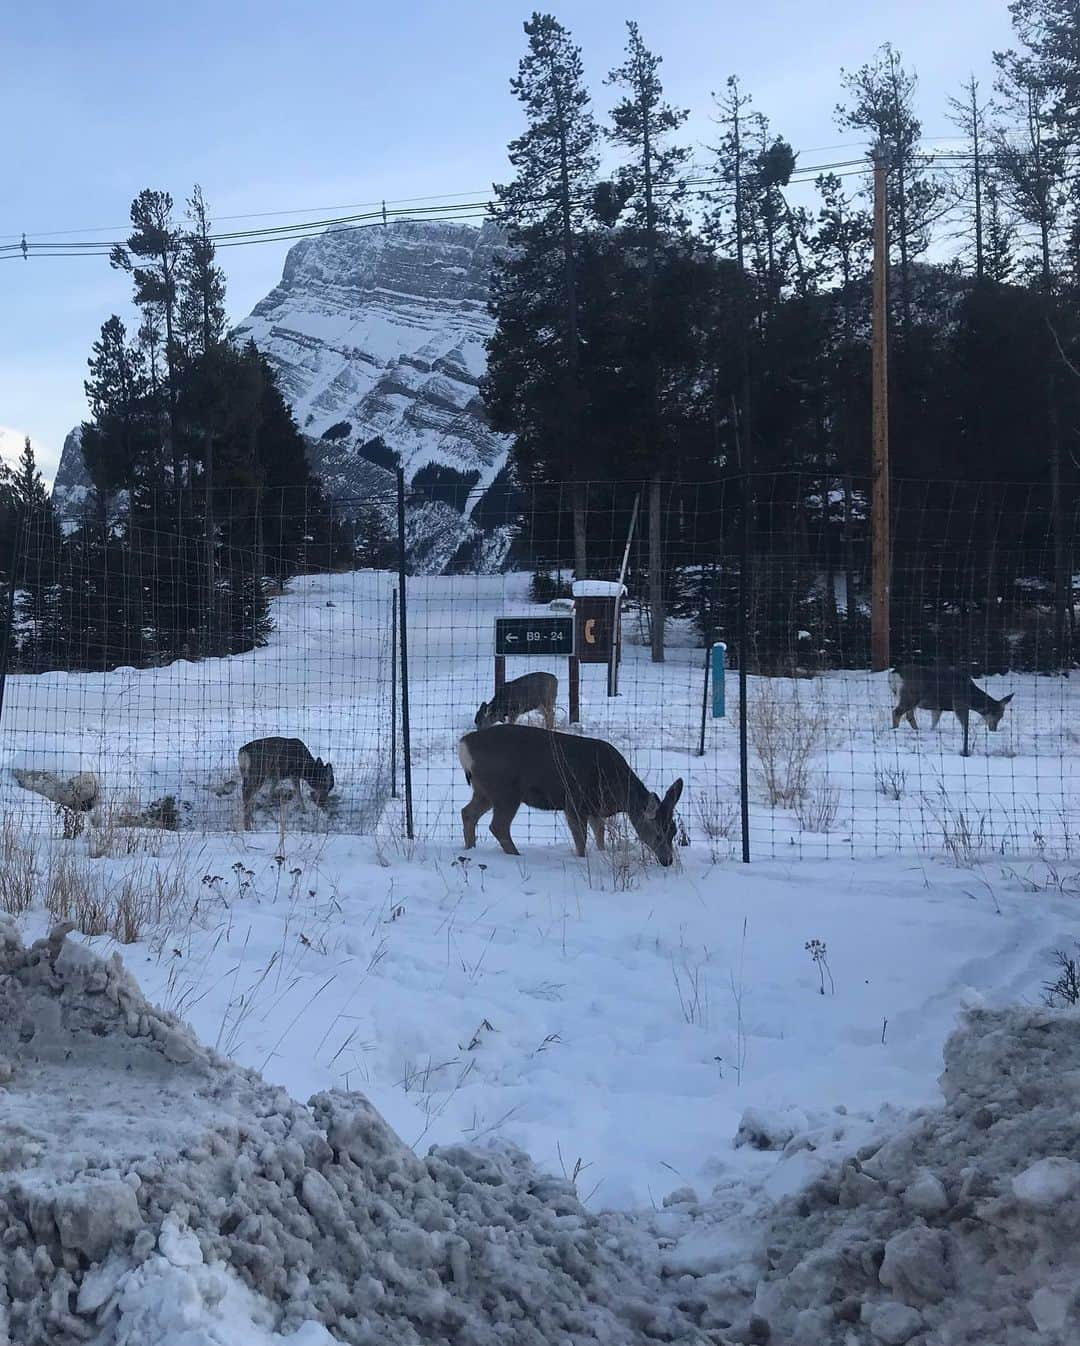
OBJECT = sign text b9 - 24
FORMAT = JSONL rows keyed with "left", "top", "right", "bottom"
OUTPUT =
{"left": 494, "top": 617, "right": 575, "bottom": 657}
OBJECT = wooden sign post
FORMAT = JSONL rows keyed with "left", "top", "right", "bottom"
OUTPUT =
{"left": 572, "top": 581, "right": 625, "bottom": 719}
{"left": 493, "top": 615, "right": 576, "bottom": 720}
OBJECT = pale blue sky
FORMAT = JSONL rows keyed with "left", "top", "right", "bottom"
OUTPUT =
{"left": 0, "top": 0, "right": 1013, "bottom": 478}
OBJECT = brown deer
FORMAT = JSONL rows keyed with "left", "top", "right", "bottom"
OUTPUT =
{"left": 890, "top": 665, "right": 1013, "bottom": 757}
{"left": 237, "top": 737, "right": 335, "bottom": 830}
{"left": 458, "top": 724, "right": 683, "bottom": 866}
{"left": 475, "top": 671, "right": 558, "bottom": 731}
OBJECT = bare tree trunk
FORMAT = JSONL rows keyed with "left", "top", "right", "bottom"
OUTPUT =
{"left": 572, "top": 481, "right": 587, "bottom": 579}
{"left": 204, "top": 429, "right": 215, "bottom": 656}
{"left": 1049, "top": 381, "right": 1068, "bottom": 670}
{"left": 649, "top": 475, "right": 664, "bottom": 663}
{"left": 818, "top": 432, "right": 839, "bottom": 654}
{"left": 983, "top": 490, "right": 998, "bottom": 668}
{"left": 843, "top": 474, "right": 858, "bottom": 661}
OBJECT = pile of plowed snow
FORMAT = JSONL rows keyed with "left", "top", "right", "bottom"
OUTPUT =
{"left": 1, "top": 916, "right": 1078, "bottom": 1345}
{"left": 653, "top": 1007, "right": 1080, "bottom": 1345}
{"left": 0, "top": 918, "right": 695, "bottom": 1344}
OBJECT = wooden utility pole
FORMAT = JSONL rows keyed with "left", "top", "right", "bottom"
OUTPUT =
{"left": 870, "top": 142, "right": 891, "bottom": 673}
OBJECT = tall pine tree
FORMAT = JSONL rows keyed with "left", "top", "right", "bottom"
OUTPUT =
{"left": 836, "top": 45, "right": 944, "bottom": 335}
{"left": 606, "top": 20, "right": 689, "bottom": 660}
{"left": 12, "top": 438, "right": 60, "bottom": 670}
{"left": 110, "top": 190, "right": 184, "bottom": 519}
{"left": 489, "top": 13, "right": 599, "bottom": 576}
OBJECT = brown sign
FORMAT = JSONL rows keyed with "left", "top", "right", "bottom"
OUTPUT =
{"left": 574, "top": 597, "right": 618, "bottom": 664}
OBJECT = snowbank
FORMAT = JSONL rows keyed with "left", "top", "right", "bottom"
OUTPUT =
{"left": 0, "top": 920, "right": 696, "bottom": 1344}
{"left": 657, "top": 1006, "right": 1080, "bottom": 1344}
{"left": 3, "top": 916, "right": 1079, "bottom": 1344}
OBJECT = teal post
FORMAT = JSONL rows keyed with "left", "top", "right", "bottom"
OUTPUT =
{"left": 712, "top": 642, "right": 726, "bottom": 718}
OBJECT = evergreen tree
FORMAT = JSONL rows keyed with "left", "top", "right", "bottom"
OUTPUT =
{"left": 352, "top": 500, "right": 396, "bottom": 569}
{"left": 606, "top": 20, "right": 689, "bottom": 660}
{"left": 1005, "top": 0, "right": 1080, "bottom": 142}
{"left": 983, "top": 180, "right": 1018, "bottom": 282}
{"left": 489, "top": 13, "right": 600, "bottom": 576}
{"left": 836, "top": 44, "right": 945, "bottom": 334}
{"left": 12, "top": 436, "right": 50, "bottom": 517}
{"left": 178, "top": 185, "right": 227, "bottom": 358}
{"left": 110, "top": 190, "right": 184, "bottom": 509}
{"left": 177, "top": 186, "right": 229, "bottom": 650}
{"left": 994, "top": 31, "right": 1073, "bottom": 664}
{"left": 82, "top": 315, "right": 153, "bottom": 514}
{"left": 12, "top": 438, "right": 61, "bottom": 670}
{"left": 992, "top": 51, "right": 1067, "bottom": 287}
{"left": 947, "top": 76, "right": 993, "bottom": 280}
{"left": 0, "top": 459, "right": 15, "bottom": 580}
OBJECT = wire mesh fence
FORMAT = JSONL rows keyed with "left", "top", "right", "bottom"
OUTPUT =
{"left": 0, "top": 471, "right": 1076, "bottom": 862}
{"left": 0, "top": 509, "right": 393, "bottom": 836}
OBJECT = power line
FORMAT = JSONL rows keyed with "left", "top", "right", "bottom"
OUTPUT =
{"left": 0, "top": 148, "right": 988, "bottom": 261}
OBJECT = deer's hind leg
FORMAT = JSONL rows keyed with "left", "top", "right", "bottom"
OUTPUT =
{"left": 240, "top": 777, "right": 258, "bottom": 831}
{"left": 564, "top": 807, "right": 589, "bottom": 858}
{"left": 462, "top": 787, "right": 492, "bottom": 849}
{"left": 589, "top": 816, "right": 606, "bottom": 851}
{"left": 958, "top": 706, "right": 971, "bottom": 757}
{"left": 489, "top": 797, "right": 523, "bottom": 856}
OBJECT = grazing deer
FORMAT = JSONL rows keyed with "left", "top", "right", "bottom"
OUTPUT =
{"left": 475, "top": 671, "right": 558, "bottom": 731}
{"left": 890, "top": 665, "right": 1013, "bottom": 757}
{"left": 237, "top": 737, "right": 334, "bottom": 830}
{"left": 458, "top": 724, "right": 684, "bottom": 866}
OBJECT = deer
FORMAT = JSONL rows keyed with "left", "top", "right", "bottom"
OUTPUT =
{"left": 890, "top": 665, "right": 1014, "bottom": 757}
{"left": 475, "top": 671, "right": 558, "bottom": 731}
{"left": 458, "top": 723, "right": 684, "bottom": 866}
{"left": 237, "top": 737, "right": 335, "bottom": 830}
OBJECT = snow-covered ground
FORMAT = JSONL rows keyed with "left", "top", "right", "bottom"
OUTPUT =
{"left": 1, "top": 572, "right": 1079, "bottom": 1342}
{"left": 2, "top": 570, "right": 1077, "bottom": 860}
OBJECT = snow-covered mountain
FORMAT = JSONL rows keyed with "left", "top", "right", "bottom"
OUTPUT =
{"left": 50, "top": 427, "right": 93, "bottom": 524}
{"left": 235, "top": 218, "right": 508, "bottom": 493}
{"left": 51, "top": 220, "right": 515, "bottom": 570}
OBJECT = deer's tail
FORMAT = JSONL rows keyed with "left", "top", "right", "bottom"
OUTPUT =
{"left": 457, "top": 738, "right": 473, "bottom": 787}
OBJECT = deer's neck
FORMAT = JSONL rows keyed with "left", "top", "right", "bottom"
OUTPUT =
{"left": 623, "top": 770, "right": 651, "bottom": 820}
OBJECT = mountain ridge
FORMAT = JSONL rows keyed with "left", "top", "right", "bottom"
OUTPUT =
{"left": 51, "top": 219, "right": 515, "bottom": 571}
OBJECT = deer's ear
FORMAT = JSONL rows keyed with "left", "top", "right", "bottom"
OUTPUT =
{"left": 1003, "top": 693, "right": 1014, "bottom": 705}
{"left": 315, "top": 757, "right": 324, "bottom": 767}
{"left": 643, "top": 793, "right": 661, "bottom": 819}
{"left": 663, "top": 779, "right": 684, "bottom": 813}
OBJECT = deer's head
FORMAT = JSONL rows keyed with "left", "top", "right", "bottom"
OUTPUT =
{"left": 474, "top": 700, "right": 502, "bottom": 730}
{"left": 311, "top": 758, "right": 335, "bottom": 807}
{"left": 984, "top": 692, "right": 1014, "bottom": 730}
{"left": 632, "top": 778, "right": 684, "bottom": 867}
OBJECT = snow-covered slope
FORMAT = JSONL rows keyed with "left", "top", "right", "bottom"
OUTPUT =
{"left": 51, "top": 221, "right": 515, "bottom": 570}
{"left": 49, "top": 427, "right": 93, "bottom": 525}
{"left": 234, "top": 219, "right": 509, "bottom": 502}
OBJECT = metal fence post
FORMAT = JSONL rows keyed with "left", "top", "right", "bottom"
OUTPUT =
{"left": 390, "top": 584, "right": 398, "bottom": 799}
{"left": 395, "top": 469, "right": 414, "bottom": 840}
{"left": 0, "top": 512, "right": 23, "bottom": 728}
{"left": 696, "top": 639, "right": 711, "bottom": 758}
{"left": 738, "top": 473, "right": 752, "bottom": 864}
